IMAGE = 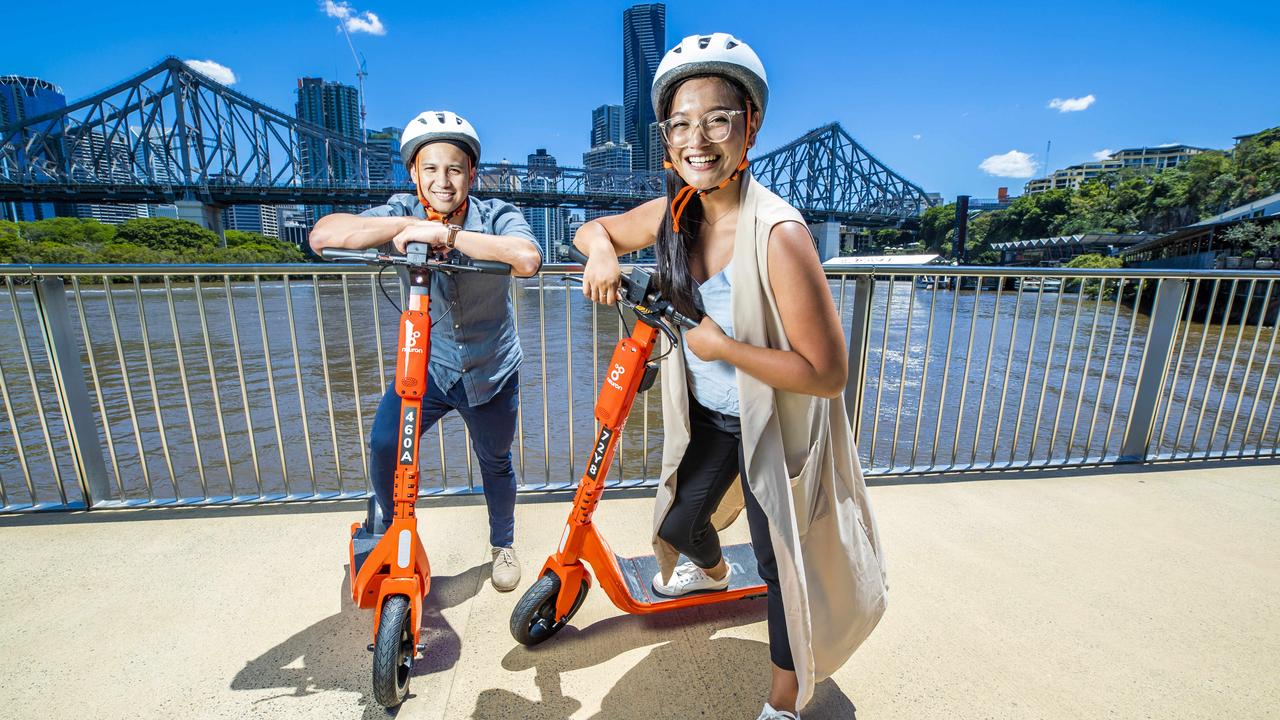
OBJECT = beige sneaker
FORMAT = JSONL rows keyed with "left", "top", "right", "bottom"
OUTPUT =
{"left": 491, "top": 546, "right": 521, "bottom": 592}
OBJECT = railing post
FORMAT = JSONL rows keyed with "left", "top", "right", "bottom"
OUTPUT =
{"left": 33, "top": 276, "right": 111, "bottom": 507}
{"left": 844, "top": 276, "right": 875, "bottom": 438}
{"left": 1119, "top": 278, "right": 1188, "bottom": 463}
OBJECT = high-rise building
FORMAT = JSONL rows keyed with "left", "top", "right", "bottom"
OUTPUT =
{"left": 70, "top": 127, "right": 149, "bottom": 224}
{"left": 583, "top": 142, "right": 633, "bottom": 173}
{"left": 591, "top": 104, "right": 625, "bottom": 147}
{"left": 0, "top": 76, "right": 67, "bottom": 221}
{"left": 278, "top": 206, "right": 310, "bottom": 249}
{"left": 527, "top": 148, "right": 558, "bottom": 174}
{"left": 367, "top": 125, "right": 409, "bottom": 188}
{"left": 295, "top": 77, "right": 363, "bottom": 226}
{"left": 522, "top": 150, "right": 567, "bottom": 257}
{"left": 647, "top": 121, "right": 665, "bottom": 172}
{"left": 222, "top": 205, "right": 281, "bottom": 238}
{"left": 583, "top": 142, "right": 634, "bottom": 222}
{"left": 622, "top": 3, "right": 665, "bottom": 172}
{"left": 295, "top": 77, "right": 362, "bottom": 185}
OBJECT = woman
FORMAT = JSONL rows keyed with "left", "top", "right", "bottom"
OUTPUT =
{"left": 573, "top": 33, "right": 888, "bottom": 720}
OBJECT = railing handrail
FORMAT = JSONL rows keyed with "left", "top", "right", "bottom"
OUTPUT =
{"left": 1, "top": 262, "right": 1276, "bottom": 512}
{"left": 2, "top": 261, "right": 1279, "bottom": 280}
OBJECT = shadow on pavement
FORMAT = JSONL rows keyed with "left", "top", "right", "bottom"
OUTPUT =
{"left": 230, "top": 562, "right": 486, "bottom": 717}
{"left": 472, "top": 599, "right": 856, "bottom": 719}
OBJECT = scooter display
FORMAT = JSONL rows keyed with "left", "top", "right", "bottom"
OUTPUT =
{"left": 510, "top": 245, "right": 766, "bottom": 646}
{"left": 322, "top": 242, "right": 510, "bottom": 707}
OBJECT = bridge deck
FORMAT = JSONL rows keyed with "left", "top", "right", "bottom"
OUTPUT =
{"left": 1, "top": 463, "right": 1276, "bottom": 719}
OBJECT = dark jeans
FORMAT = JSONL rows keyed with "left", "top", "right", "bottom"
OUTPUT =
{"left": 368, "top": 371, "right": 519, "bottom": 548}
{"left": 657, "top": 395, "right": 794, "bottom": 671}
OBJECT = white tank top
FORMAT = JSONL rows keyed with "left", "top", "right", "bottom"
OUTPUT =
{"left": 683, "top": 260, "right": 739, "bottom": 416}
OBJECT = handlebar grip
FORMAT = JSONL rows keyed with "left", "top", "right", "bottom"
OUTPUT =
{"left": 668, "top": 309, "right": 701, "bottom": 330}
{"left": 470, "top": 259, "right": 513, "bottom": 275}
{"left": 320, "top": 247, "right": 378, "bottom": 262}
{"left": 560, "top": 244, "right": 590, "bottom": 266}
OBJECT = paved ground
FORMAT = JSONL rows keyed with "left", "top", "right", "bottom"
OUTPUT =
{"left": 1, "top": 462, "right": 1278, "bottom": 719}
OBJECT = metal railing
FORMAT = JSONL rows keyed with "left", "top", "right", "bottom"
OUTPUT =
{"left": 0, "top": 263, "right": 1277, "bottom": 511}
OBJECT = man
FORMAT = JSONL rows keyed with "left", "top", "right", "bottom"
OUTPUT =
{"left": 309, "top": 110, "right": 541, "bottom": 591}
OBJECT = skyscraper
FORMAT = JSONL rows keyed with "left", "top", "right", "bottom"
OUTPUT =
{"left": 583, "top": 142, "right": 634, "bottom": 223}
{"left": 583, "top": 142, "right": 633, "bottom": 174}
{"left": 622, "top": 4, "right": 665, "bottom": 172}
{"left": 522, "top": 150, "right": 568, "bottom": 258}
{"left": 366, "top": 125, "right": 409, "bottom": 187}
{"left": 647, "top": 121, "right": 665, "bottom": 172}
{"left": 527, "top": 148, "right": 558, "bottom": 174}
{"left": 0, "top": 76, "right": 66, "bottom": 221}
{"left": 222, "top": 205, "right": 281, "bottom": 238}
{"left": 295, "top": 77, "right": 362, "bottom": 223}
{"left": 71, "top": 128, "right": 149, "bottom": 224}
{"left": 295, "top": 77, "right": 361, "bottom": 184}
{"left": 591, "top": 104, "right": 624, "bottom": 147}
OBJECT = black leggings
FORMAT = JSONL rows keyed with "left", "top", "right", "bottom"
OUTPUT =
{"left": 657, "top": 395, "right": 794, "bottom": 671}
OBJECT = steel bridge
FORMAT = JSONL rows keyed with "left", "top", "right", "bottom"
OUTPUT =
{"left": 0, "top": 57, "right": 931, "bottom": 225}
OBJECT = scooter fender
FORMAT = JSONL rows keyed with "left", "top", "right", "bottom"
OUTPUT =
{"left": 374, "top": 576, "right": 423, "bottom": 648}
{"left": 540, "top": 558, "right": 592, "bottom": 621}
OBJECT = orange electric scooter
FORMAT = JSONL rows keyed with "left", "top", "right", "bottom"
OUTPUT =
{"left": 510, "top": 245, "right": 766, "bottom": 646}
{"left": 322, "top": 242, "right": 510, "bottom": 707}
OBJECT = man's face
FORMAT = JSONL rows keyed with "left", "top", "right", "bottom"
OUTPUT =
{"left": 410, "top": 142, "right": 475, "bottom": 215}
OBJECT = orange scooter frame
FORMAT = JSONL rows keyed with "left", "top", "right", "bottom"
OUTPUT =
{"left": 511, "top": 254, "right": 766, "bottom": 646}
{"left": 325, "top": 243, "right": 510, "bottom": 707}
{"left": 348, "top": 291, "right": 432, "bottom": 637}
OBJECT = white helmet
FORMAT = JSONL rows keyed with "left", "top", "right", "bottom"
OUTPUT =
{"left": 399, "top": 110, "right": 481, "bottom": 169}
{"left": 651, "top": 33, "right": 769, "bottom": 121}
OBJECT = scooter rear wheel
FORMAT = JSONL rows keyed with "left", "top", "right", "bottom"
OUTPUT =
{"left": 372, "top": 594, "right": 414, "bottom": 707}
{"left": 510, "top": 573, "right": 588, "bottom": 646}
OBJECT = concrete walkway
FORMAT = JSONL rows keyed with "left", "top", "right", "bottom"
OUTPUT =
{"left": 1, "top": 463, "right": 1277, "bottom": 719}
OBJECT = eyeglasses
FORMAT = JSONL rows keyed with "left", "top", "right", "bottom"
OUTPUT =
{"left": 657, "top": 109, "right": 747, "bottom": 147}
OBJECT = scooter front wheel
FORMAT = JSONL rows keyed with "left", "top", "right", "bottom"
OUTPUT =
{"left": 510, "top": 573, "right": 588, "bottom": 646}
{"left": 372, "top": 594, "right": 414, "bottom": 707}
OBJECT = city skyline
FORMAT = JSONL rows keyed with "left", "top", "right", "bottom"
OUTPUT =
{"left": 1, "top": 0, "right": 1278, "bottom": 199}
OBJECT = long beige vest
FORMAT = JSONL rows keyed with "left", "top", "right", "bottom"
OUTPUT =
{"left": 652, "top": 175, "right": 888, "bottom": 709}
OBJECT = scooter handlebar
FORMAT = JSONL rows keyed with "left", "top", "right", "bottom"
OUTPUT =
{"left": 667, "top": 308, "right": 701, "bottom": 330}
{"left": 561, "top": 244, "right": 590, "bottom": 266}
{"left": 320, "top": 247, "right": 381, "bottom": 263}
{"left": 467, "top": 259, "right": 513, "bottom": 275}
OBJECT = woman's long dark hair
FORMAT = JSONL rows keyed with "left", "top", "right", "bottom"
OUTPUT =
{"left": 654, "top": 75, "right": 753, "bottom": 319}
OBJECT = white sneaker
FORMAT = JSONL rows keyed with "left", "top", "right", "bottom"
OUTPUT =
{"left": 652, "top": 560, "right": 730, "bottom": 597}
{"left": 756, "top": 703, "right": 800, "bottom": 720}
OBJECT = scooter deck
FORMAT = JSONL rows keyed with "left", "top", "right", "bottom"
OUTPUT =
{"left": 351, "top": 526, "right": 381, "bottom": 577}
{"left": 615, "top": 542, "right": 765, "bottom": 604}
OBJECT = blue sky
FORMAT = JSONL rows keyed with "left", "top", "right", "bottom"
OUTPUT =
{"left": 4, "top": 0, "right": 1278, "bottom": 199}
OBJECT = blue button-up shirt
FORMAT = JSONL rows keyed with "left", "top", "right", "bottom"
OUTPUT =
{"left": 360, "top": 194, "right": 539, "bottom": 406}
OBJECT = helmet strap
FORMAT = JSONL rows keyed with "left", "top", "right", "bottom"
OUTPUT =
{"left": 664, "top": 105, "right": 753, "bottom": 234}
{"left": 416, "top": 181, "right": 468, "bottom": 224}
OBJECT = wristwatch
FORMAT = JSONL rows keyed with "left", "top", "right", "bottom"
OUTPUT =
{"left": 445, "top": 223, "right": 463, "bottom": 250}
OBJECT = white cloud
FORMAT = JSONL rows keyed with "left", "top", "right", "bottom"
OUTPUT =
{"left": 912, "top": 133, "right": 922, "bottom": 140}
{"left": 184, "top": 59, "right": 237, "bottom": 85}
{"left": 979, "top": 150, "right": 1038, "bottom": 178}
{"left": 1048, "top": 94, "right": 1096, "bottom": 113}
{"left": 1092, "top": 148, "right": 1113, "bottom": 160}
{"left": 322, "top": 0, "right": 386, "bottom": 35}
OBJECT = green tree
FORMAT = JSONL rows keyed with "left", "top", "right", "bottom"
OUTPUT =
{"left": 21, "top": 217, "right": 117, "bottom": 246}
{"left": 115, "top": 217, "right": 219, "bottom": 253}
{"left": 916, "top": 203, "right": 955, "bottom": 254}
{"left": 984, "top": 189, "right": 1072, "bottom": 246}
{"left": 1230, "top": 128, "right": 1280, "bottom": 207}
{"left": 0, "top": 221, "right": 26, "bottom": 262}
{"left": 1066, "top": 253, "right": 1125, "bottom": 298}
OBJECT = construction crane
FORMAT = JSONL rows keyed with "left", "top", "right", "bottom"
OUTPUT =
{"left": 338, "top": 22, "right": 368, "bottom": 138}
